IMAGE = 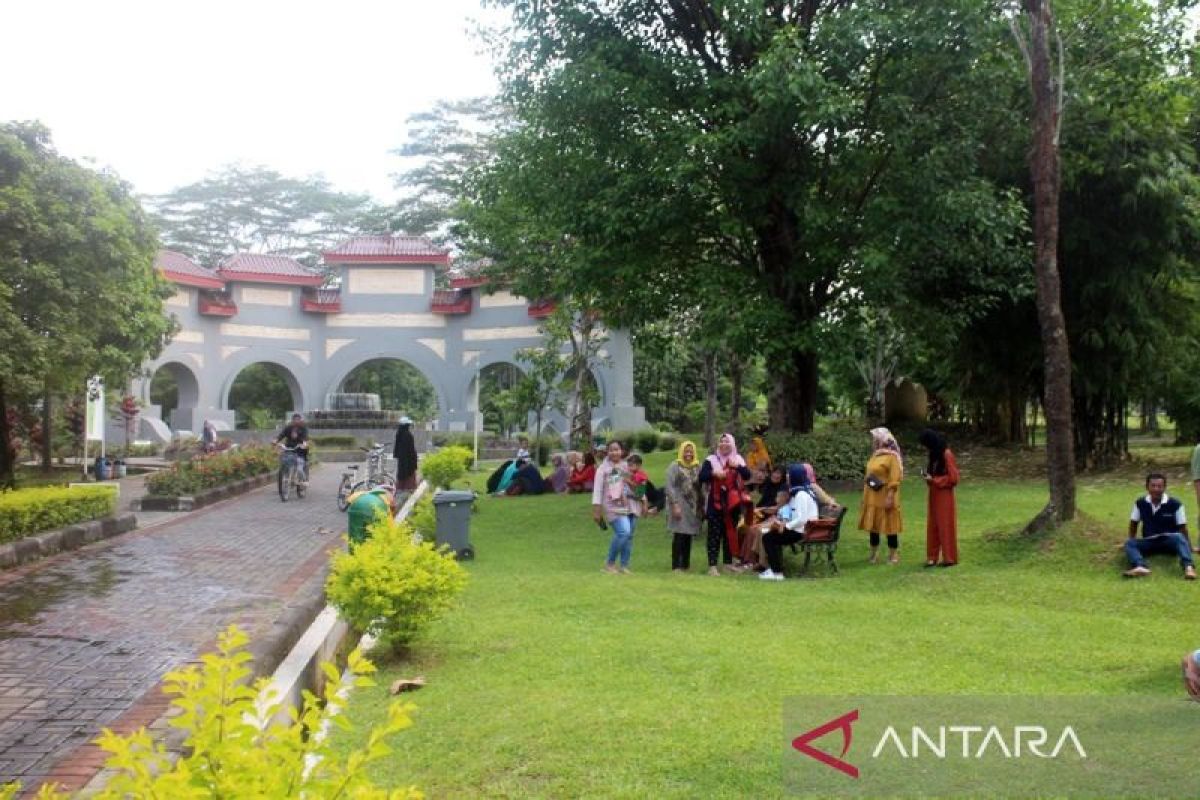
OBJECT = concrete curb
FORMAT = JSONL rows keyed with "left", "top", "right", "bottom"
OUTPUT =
{"left": 0, "top": 512, "right": 137, "bottom": 571}
{"left": 138, "top": 472, "right": 275, "bottom": 511}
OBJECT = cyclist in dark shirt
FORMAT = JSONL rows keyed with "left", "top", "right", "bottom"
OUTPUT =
{"left": 275, "top": 413, "right": 310, "bottom": 483}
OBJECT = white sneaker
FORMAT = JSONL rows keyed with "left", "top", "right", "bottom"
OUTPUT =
{"left": 759, "top": 569, "right": 784, "bottom": 581}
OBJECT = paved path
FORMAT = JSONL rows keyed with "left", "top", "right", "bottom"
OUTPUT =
{"left": 0, "top": 466, "right": 347, "bottom": 794}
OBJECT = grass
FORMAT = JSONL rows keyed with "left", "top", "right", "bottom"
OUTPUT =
{"left": 330, "top": 449, "right": 1200, "bottom": 798}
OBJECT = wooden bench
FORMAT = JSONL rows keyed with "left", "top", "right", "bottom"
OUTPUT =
{"left": 791, "top": 506, "right": 848, "bottom": 576}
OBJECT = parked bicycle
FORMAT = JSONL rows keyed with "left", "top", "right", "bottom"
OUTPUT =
{"left": 278, "top": 443, "right": 309, "bottom": 502}
{"left": 335, "top": 443, "right": 395, "bottom": 511}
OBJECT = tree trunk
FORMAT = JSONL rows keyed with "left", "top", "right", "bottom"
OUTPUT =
{"left": 534, "top": 409, "right": 543, "bottom": 465}
{"left": 0, "top": 380, "right": 13, "bottom": 489}
{"left": 729, "top": 355, "right": 744, "bottom": 431}
{"left": 41, "top": 383, "right": 52, "bottom": 474}
{"left": 1024, "top": 0, "right": 1076, "bottom": 525}
{"left": 703, "top": 351, "right": 717, "bottom": 449}
{"left": 768, "top": 350, "right": 819, "bottom": 433}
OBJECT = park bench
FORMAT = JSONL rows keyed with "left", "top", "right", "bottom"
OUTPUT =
{"left": 791, "top": 506, "right": 848, "bottom": 576}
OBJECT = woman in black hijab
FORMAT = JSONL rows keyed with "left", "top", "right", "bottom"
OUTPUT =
{"left": 393, "top": 416, "right": 419, "bottom": 491}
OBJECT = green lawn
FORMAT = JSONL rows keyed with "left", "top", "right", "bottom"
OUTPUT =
{"left": 331, "top": 449, "right": 1200, "bottom": 798}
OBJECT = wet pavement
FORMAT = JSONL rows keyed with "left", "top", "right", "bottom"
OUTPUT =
{"left": 0, "top": 467, "right": 346, "bottom": 793}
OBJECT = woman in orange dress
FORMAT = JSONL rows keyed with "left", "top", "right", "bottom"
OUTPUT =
{"left": 858, "top": 427, "right": 904, "bottom": 564}
{"left": 919, "top": 428, "right": 960, "bottom": 567}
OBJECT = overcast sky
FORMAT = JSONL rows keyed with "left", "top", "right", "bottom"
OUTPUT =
{"left": 1, "top": 0, "right": 503, "bottom": 202}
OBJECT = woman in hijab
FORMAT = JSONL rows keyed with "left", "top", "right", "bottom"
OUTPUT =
{"left": 759, "top": 463, "right": 823, "bottom": 581}
{"left": 698, "top": 433, "right": 752, "bottom": 576}
{"left": 665, "top": 440, "right": 703, "bottom": 571}
{"left": 858, "top": 426, "right": 904, "bottom": 564}
{"left": 545, "top": 453, "right": 570, "bottom": 494}
{"left": 918, "top": 428, "right": 960, "bottom": 567}
{"left": 567, "top": 451, "right": 597, "bottom": 493}
{"left": 744, "top": 435, "right": 773, "bottom": 490}
{"left": 392, "top": 416, "right": 418, "bottom": 492}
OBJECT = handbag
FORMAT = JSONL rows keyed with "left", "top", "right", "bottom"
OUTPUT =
{"left": 866, "top": 474, "right": 884, "bottom": 491}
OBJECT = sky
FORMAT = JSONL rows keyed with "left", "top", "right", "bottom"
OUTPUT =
{"left": 0, "top": 0, "right": 504, "bottom": 202}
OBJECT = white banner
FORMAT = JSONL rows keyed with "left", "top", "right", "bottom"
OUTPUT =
{"left": 85, "top": 376, "right": 105, "bottom": 442}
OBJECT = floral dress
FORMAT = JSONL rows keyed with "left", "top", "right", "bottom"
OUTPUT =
{"left": 665, "top": 461, "right": 702, "bottom": 536}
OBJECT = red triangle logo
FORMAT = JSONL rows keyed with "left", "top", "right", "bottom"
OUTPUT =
{"left": 791, "top": 709, "right": 860, "bottom": 779}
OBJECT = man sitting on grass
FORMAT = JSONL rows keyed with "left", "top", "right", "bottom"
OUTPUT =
{"left": 1124, "top": 473, "right": 1196, "bottom": 580}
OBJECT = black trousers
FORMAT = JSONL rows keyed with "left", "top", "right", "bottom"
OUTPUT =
{"left": 763, "top": 529, "right": 805, "bottom": 572}
{"left": 869, "top": 533, "right": 900, "bottom": 549}
{"left": 706, "top": 509, "right": 741, "bottom": 566}
{"left": 671, "top": 533, "right": 693, "bottom": 570}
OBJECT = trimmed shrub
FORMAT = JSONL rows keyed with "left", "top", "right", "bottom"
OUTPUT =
{"left": 122, "top": 442, "right": 160, "bottom": 457}
{"left": 408, "top": 494, "right": 437, "bottom": 539}
{"left": 652, "top": 420, "right": 676, "bottom": 433}
{"left": 635, "top": 429, "right": 659, "bottom": 453}
{"left": 326, "top": 515, "right": 468, "bottom": 651}
{"left": 146, "top": 445, "right": 277, "bottom": 497}
{"left": 0, "top": 486, "right": 118, "bottom": 543}
{"left": 421, "top": 446, "right": 473, "bottom": 489}
{"left": 658, "top": 433, "right": 678, "bottom": 452}
{"left": 535, "top": 434, "right": 559, "bottom": 467}
{"left": 607, "top": 430, "right": 635, "bottom": 451}
{"left": 765, "top": 426, "right": 871, "bottom": 482}
{"left": 311, "top": 434, "right": 356, "bottom": 448}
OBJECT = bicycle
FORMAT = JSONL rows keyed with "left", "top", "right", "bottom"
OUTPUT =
{"left": 336, "top": 443, "right": 395, "bottom": 511}
{"left": 278, "top": 444, "right": 308, "bottom": 502}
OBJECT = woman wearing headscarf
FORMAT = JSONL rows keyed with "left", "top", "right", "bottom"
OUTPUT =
{"left": 759, "top": 463, "right": 823, "bottom": 581}
{"left": 665, "top": 440, "right": 703, "bottom": 571}
{"left": 545, "top": 453, "right": 570, "bottom": 494}
{"left": 698, "top": 433, "right": 752, "bottom": 576}
{"left": 744, "top": 435, "right": 773, "bottom": 490}
{"left": 392, "top": 415, "right": 418, "bottom": 491}
{"left": 918, "top": 428, "right": 960, "bottom": 567}
{"left": 859, "top": 426, "right": 904, "bottom": 564}
{"left": 567, "top": 451, "right": 596, "bottom": 493}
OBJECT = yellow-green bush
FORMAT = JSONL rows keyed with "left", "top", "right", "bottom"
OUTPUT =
{"left": 1, "top": 625, "right": 421, "bottom": 799}
{"left": 420, "top": 445, "right": 472, "bottom": 489}
{"left": 327, "top": 514, "right": 468, "bottom": 652}
{"left": 0, "top": 486, "right": 117, "bottom": 544}
{"left": 407, "top": 494, "right": 437, "bottom": 540}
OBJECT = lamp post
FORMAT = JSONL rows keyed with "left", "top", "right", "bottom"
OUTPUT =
{"left": 472, "top": 358, "right": 482, "bottom": 470}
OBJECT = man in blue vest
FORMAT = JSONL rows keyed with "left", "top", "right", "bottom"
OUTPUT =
{"left": 1124, "top": 473, "right": 1196, "bottom": 580}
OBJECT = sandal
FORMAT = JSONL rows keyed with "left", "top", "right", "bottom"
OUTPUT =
{"left": 888, "top": 553, "right": 900, "bottom": 565}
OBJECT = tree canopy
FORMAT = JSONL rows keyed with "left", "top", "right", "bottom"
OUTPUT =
{"left": 0, "top": 121, "right": 172, "bottom": 483}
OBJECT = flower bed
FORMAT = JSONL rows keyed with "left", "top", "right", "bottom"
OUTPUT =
{"left": 0, "top": 485, "right": 118, "bottom": 544}
{"left": 146, "top": 445, "right": 277, "bottom": 497}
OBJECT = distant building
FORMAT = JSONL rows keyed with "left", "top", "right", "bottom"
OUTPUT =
{"left": 134, "top": 235, "right": 644, "bottom": 439}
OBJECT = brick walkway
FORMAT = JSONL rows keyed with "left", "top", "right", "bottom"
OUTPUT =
{"left": 0, "top": 466, "right": 347, "bottom": 794}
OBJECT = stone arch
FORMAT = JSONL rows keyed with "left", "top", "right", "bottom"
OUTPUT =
{"left": 145, "top": 360, "right": 200, "bottom": 412}
{"left": 220, "top": 351, "right": 310, "bottom": 414}
{"left": 324, "top": 343, "right": 450, "bottom": 422}
{"left": 465, "top": 359, "right": 526, "bottom": 413}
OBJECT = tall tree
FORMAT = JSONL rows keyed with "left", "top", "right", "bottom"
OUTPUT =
{"left": 148, "top": 165, "right": 384, "bottom": 269}
{"left": 1012, "top": 0, "right": 1076, "bottom": 523}
{"left": 0, "top": 122, "right": 172, "bottom": 484}
{"left": 480, "top": 0, "right": 1028, "bottom": 432}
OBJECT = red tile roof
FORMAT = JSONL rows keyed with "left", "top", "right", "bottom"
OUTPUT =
{"left": 198, "top": 291, "right": 237, "bottom": 317}
{"left": 431, "top": 289, "right": 471, "bottom": 315}
{"left": 217, "top": 253, "right": 324, "bottom": 287}
{"left": 323, "top": 235, "right": 451, "bottom": 265}
{"left": 157, "top": 250, "right": 224, "bottom": 289}
{"left": 302, "top": 288, "right": 342, "bottom": 313}
{"left": 528, "top": 300, "right": 557, "bottom": 319}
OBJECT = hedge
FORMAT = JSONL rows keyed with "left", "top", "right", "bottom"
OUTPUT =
{"left": 765, "top": 426, "right": 871, "bottom": 482}
{"left": 311, "top": 435, "right": 357, "bottom": 448}
{"left": 146, "top": 445, "right": 278, "bottom": 497}
{"left": 0, "top": 486, "right": 118, "bottom": 544}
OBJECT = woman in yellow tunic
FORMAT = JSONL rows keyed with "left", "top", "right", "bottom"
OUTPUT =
{"left": 859, "top": 427, "right": 904, "bottom": 564}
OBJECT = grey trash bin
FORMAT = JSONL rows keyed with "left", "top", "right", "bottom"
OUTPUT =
{"left": 432, "top": 489, "right": 476, "bottom": 559}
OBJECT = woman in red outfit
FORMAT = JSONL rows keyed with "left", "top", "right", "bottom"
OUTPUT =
{"left": 919, "top": 429, "right": 959, "bottom": 567}
{"left": 567, "top": 451, "right": 597, "bottom": 493}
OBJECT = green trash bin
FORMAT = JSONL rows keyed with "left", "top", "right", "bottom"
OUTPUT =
{"left": 432, "top": 489, "right": 476, "bottom": 559}
{"left": 347, "top": 489, "right": 392, "bottom": 547}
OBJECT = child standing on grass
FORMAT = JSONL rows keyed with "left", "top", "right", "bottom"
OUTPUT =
{"left": 593, "top": 440, "right": 641, "bottom": 574}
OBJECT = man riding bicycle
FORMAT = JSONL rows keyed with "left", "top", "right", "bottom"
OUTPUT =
{"left": 275, "top": 413, "right": 310, "bottom": 485}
